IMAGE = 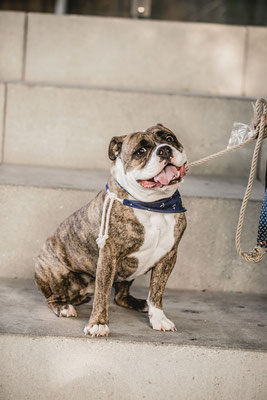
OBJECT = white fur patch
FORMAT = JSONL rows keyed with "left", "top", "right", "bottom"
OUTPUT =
{"left": 126, "top": 210, "right": 176, "bottom": 280}
{"left": 147, "top": 300, "right": 176, "bottom": 332}
{"left": 59, "top": 304, "right": 77, "bottom": 318}
{"left": 84, "top": 324, "right": 110, "bottom": 337}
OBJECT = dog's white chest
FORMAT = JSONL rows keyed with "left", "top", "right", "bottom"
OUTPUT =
{"left": 126, "top": 210, "right": 176, "bottom": 281}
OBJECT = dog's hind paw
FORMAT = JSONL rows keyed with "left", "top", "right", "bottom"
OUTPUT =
{"left": 83, "top": 324, "right": 110, "bottom": 337}
{"left": 59, "top": 304, "right": 77, "bottom": 318}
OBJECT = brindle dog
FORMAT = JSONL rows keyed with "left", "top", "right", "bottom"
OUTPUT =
{"left": 35, "top": 124, "right": 187, "bottom": 337}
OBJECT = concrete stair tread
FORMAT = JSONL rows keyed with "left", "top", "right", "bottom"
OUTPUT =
{"left": 1, "top": 278, "right": 267, "bottom": 351}
{"left": 0, "top": 163, "right": 265, "bottom": 201}
{"left": 0, "top": 164, "right": 109, "bottom": 192}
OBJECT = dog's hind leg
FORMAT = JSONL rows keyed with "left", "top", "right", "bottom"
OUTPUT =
{"left": 72, "top": 275, "right": 95, "bottom": 306}
{"left": 35, "top": 264, "right": 77, "bottom": 317}
{"left": 47, "top": 300, "right": 78, "bottom": 318}
{"left": 113, "top": 280, "right": 148, "bottom": 313}
{"left": 35, "top": 259, "right": 93, "bottom": 317}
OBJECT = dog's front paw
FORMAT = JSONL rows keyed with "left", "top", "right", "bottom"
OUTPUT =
{"left": 83, "top": 323, "right": 110, "bottom": 337}
{"left": 149, "top": 307, "right": 177, "bottom": 332}
{"left": 59, "top": 304, "right": 77, "bottom": 318}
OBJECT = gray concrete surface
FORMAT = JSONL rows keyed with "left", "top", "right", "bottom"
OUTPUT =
{"left": 0, "top": 164, "right": 109, "bottom": 192}
{"left": 25, "top": 14, "right": 246, "bottom": 96}
{"left": 137, "top": 196, "right": 266, "bottom": 293}
{"left": 245, "top": 27, "right": 267, "bottom": 98}
{"left": 1, "top": 278, "right": 267, "bottom": 349}
{"left": 0, "top": 12, "right": 25, "bottom": 81}
{"left": 0, "top": 184, "right": 95, "bottom": 280}
{"left": 1, "top": 12, "right": 266, "bottom": 400}
{"left": 4, "top": 83, "right": 255, "bottom": 176}
{"left": 0, "top": 83, "right": 4, "bottom": 162}
{"left": 1, "top": 279, "right": 267, "bottom": 400}
{"left": 1, "top": 334, "right": 267, "bottom": 400}
{"left": 0, "top": 164, "right": 264, "bottom": 201}
{"left": 0, "top": 172, "right": 266, "bottom": 292}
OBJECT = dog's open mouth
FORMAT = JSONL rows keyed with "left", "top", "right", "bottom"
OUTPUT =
{"left": 137, "top": 163, "right": 187, "bottom": 189}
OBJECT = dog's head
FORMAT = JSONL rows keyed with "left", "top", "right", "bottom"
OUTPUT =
{"left": 109, "top": 124, "right": 187, "bottom": 201}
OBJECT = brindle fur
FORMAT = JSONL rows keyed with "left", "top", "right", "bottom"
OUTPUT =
{"left": 114, "top": 280, "right": 148, "bottom": 312}
{"left": 35, "top": 124, "right": 187, "bottom": 334}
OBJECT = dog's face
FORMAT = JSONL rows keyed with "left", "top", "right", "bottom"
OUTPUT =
{"left": 109, "top": 124, "right": 187, "bottom": 201}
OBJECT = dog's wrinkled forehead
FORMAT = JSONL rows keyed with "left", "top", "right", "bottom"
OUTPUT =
{"left": 126, "top": 125, "right": 183, "bottom": 169}
{"left": 146, "top": 124, "right": 184, "bottom": 149}
{"left": 109, "top": 124, "right": 184, "bottom": 171}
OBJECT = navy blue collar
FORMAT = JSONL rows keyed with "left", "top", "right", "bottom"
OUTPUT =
{"left": 106, "top": 183, "right": 186, "bottom": 214}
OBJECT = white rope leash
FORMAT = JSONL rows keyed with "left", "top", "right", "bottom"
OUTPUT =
{"left": 189, "top": 98, "right": 267, "bottom": 262}
{"left": 96, "top": 190, "right": 122, "bottom": 249}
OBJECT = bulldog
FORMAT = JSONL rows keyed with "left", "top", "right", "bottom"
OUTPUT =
{"left": 35, "top": 124, "right": 187, "bottom": 337}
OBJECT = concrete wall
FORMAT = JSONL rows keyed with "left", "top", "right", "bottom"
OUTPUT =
{"left": 0, "top": 84, "right": 5, "bottom": 162}
{"left": 25, "top": 15, "right": 246, "bottom": 96}
{"left": 1, "top": 335, "right": 267, "bottom": 400}
{"left": 3, "top": 83, "right": 254, "bottom": 176}
{"left": 245, "top": 27, "right": 267, "bottom": 98}
{"left": 0, "top": 12, "right": 25, "bottom": 81}
{"left": 0, "top": 12, "right": 266, "bottom": 175}
{"left": 0, "top": 12, "right": 266, "bottom": 98}
{"left": 1, "top": 183, "right": 265, "bottom": 294}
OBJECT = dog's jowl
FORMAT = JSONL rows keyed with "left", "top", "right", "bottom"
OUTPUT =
{"left": 35, "top": 124, "right": 187, "bottom": 337}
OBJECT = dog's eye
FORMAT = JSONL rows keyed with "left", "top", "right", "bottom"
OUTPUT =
{"left": 135, "top": 147, "right": 147, "bottom": 158}
{"left": 166, "top": 135, "right": 174, "bottom": 143}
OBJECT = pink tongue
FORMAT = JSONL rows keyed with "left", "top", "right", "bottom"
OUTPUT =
{"left": 154, "top": 165, "right": 178, "bottom": 185}
{"left": 180, "top": 164, "right": 186, "bottom": 178}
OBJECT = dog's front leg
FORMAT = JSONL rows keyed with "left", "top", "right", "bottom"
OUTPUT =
{"left": 84, "top": 245, "right": 116, "bottom": 337}
{"left": 147, "top": 248, "right": 178, "bottom": 332}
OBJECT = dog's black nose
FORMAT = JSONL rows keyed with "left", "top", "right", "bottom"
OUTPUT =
{"left": 156, "top": 145, "right": 173, "bottom": 160}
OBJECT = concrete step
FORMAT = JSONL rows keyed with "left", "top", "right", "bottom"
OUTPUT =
{"left": 0, "top": 12, "right": 25, "bottom": 81}
{"left": 1, "top": 278, "right": 267, "bottom": 400}
{"left": 2, "top": 12, "right": 267, "bottom": 97}
{"left": 3, "top": 83, "right": 257, "bottom": 177}
{"left": 0, "top": 164, "right": 266, "bottom": 293}
{"left": 25, "top": 14, "right": 247, "bottom": 97}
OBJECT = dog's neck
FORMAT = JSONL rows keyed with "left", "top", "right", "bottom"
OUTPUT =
{"left": 107, "top": 176, "right": 130, "bottom": 199}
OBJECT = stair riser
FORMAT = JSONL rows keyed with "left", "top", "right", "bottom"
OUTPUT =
{"left": 4, "top": 83, "right": 255, "bottom": 177}
{"left": 1, "top": 12, "right": 267, "bottom": 98}
{"left": 0, "top": 184, "right": 264, "bottom": 293}
{"left": 1, "top": 335, "right": 267, "bottom": 400}
{"left": 0, "top": 84, "right": 4, "bottom": 161}
{"left": 0, "top": 12, "right": 25, "bottom": 81}
{"left": 25, "top": 14, "right": 246, "bottom": 96}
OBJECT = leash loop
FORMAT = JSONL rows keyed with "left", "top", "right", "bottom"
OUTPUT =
{"left": 235, "top": 99, "right": 266, "bottom": 262}
{"left": 188, "top": 98, "right": 267, "bottom": 263}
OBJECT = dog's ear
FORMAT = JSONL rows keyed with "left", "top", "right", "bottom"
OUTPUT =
{"left": 108, "top": 135, "right": 126, "bottom": 161}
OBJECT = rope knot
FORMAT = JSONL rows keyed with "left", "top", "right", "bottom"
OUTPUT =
{"left": 107, "top": 191, "right": 117, "bottom": 200}
{"left": 96, "top": 234, "right": 109, "bottom": 249}
{"left": 242, "top": 246, "right": 265, "bottom": 263}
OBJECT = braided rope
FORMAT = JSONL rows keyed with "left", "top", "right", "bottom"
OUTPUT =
{"left": 235, "top": 99, "right": 266, "bottom": 262}
{"left": 96, "top": 191, "right": 117, "bottom": 249}
{"left": 188, "top": 134, "right": 256, "bottom": 168}
{"left": 188, "top": 98, "right": 267, "bottom": 263}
